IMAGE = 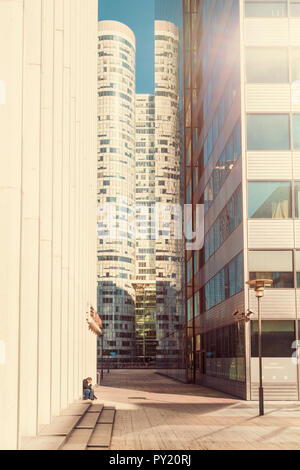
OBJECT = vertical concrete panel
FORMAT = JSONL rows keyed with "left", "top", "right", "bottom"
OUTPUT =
{"left": 68, "top": 1, "right": 76, "bottom": 403}
{"left": 0, "top": 0, "right": 23, "bottom": 450}
{"left": 37, "top": 0, "right": 54, "bottom": 428}
{"left": 78, "top": 0, "right": 84, "bottom": 397}
{"left": 19, "top": 0, "right": 42, "bottom": 438}
{"left": 60, "top": 0, "right": 71, "bottom": 411}
{"left": 73, "top": 0, "right": 80, "bottom": 399}
{"left": 81, "top": 1, "right": 86, "bottom": 383}
{"left": 51, "top": 0, "right": 64, "bottom": 416}
{"left": 78, "top": 0, "right": 83, "bottom": 387}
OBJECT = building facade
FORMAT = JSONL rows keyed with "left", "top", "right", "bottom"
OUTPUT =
{"left": 135, "top": 94, "right": 157, "bottom": 363}
{"left": 184, "top": 0, "right": 300, "bottom": 400}
{"left": 97, "top": 21, "right": 137, "bottom": 364}
{"left": 154, "top": 20, "right": 185, "bottom": 369}
{"left": 0, "top": 0, "right": 98, "bottom": 449}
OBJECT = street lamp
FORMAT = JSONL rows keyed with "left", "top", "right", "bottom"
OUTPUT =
{"left": 246, "top": 279, "right": 273, "bottom": 416}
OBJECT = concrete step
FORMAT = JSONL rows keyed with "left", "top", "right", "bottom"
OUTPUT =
{"left": 39, "top": 415, "right": 82, "bottom": 437}
{"left": 98, "top": 408, "right": 115, "bottom": 424}
{"left": 86, "top": 423, "right": 113, "bottom": 448}
{"left": 86, "top": 447, "right": 105, "bottom": 451}
{"left": 86, "top": 407, "right": 116, "bottom": 449}
{"left": 62, "top": 429, "right": 94, "bottom": 451}
{"left": 88, "top": 403, "right": 104, "bottom": 413}
{"left": 21, "top": 401, "right": 92, "bottom": 450}
{"left": 77, "top": 411, "right": 101, "bottom": 429}
{"left": 61, "top": 403, "right": 91, "bottom": 416}
{"left": 23, "top": 403, "right": 116, "bottom": 450}
{"left": 22, "top": 435, "right": 66, "bottom": 451}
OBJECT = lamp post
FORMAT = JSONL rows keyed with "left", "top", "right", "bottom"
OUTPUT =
{"left": 246, "top": 279, "right": 273, "bottom": 416}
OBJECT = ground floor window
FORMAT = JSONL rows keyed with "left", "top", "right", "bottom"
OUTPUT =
{"left": 251, "top": 320, "right": 295, "bottom": 357}
{"left": 204, "top": 323, "right": 245, "bottom": 382}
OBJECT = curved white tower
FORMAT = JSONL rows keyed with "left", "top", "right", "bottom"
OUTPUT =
{"left": 97, "top": 21, "right": 136, "bottom": 364}
{"left": 154, "top": 20, "right": 183, "bottom": 365}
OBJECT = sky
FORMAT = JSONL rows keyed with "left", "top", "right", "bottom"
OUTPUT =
{"left": 98, "top": 0, "right": 155, "bottom": 94}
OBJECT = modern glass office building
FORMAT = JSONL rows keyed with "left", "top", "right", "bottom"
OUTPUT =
{"left": 184, "top": 0, "right": 300, "bottom": 399}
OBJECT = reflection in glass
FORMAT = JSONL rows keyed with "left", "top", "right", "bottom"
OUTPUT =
{"left": 245, "top": 1, "right": 287, "bottom": 17}
{"left": 291, "top": 2, "right": 300, "bottom": 16}
{"left": 293, "top": 114, "right": 300, "bottom": 149}
{"left": 247, "top": 114, "right": 290, "bottom": 151}
{"left": 205, "top": 323, "right": 245, "bottom": 381}
{"left": 250, "top": 271, "right": 294, "bottom": 288}
{"left": 291, "top": 49, "right": 300, "bottom": 81}
{"left": 248, "top": 182, "right": 291, "bottom": 219}
{"left": 246, "top": 48, "right": 288, "bottom": 83}
{"left": 251, "top": 321, "right": 295, "bottom": 358}
{"left": 295, "top": 183, "right": 300, "bottom": 218}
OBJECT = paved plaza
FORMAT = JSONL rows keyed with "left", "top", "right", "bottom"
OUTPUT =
{"left": 94, "top": 370, "right": 300, "bottom": 450}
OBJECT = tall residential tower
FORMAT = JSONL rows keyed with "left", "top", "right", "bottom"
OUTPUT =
{"left": 154, "top": 20, "right": 184, "bottom": 368}
{"left": 97, "top": 21, "right": 136, "bottom": 363}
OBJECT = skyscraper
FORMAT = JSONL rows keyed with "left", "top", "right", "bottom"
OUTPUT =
{"left": 184, "top": 0, "right": 300, "bottom": 400}
{"left": 135, "top": 94, "right": 157, "bottom": 363}
{"left": 154, "top": 20, "right": 184, "bottom": 368}
{"left": 97, "top": 19, "right": 184, "bottom": 368}
{"left": 97, "top": 21, "right": 136, "bottom": 363}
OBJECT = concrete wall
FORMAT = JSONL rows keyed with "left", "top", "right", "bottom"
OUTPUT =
{"left": 0, "top": 0, "right": 98, "bottom": 449}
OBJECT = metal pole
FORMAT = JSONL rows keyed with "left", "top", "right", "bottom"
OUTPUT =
{"left": 258, "top": 296, "right": 264, "bottom": 416}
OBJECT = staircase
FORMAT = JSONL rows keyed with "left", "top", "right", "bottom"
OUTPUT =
{"left": 22, "top": 402, "right": 116, "bottom": 451}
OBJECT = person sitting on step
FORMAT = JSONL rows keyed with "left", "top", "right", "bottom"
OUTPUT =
{"left": 83, "top": 377, "right": 97, "bottom": 401}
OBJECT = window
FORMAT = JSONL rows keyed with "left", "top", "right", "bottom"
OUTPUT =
{"left": 295, "top": 252, "right": 300, "bottom": 287}
{"left": 228, "top": 198, "right": 235, "bottom": 233}
{"left": 194, "top": 291, "right": 200, "bottom": 317}
{"left": 249, "top": 270, "right": 294, "bottom": 288}
{"left": 186, "top": 184, "right": 191, "bottom": 204}
{"left": 193, "top": 251, "right": 198, "bottom": 275}
{"left": 247, "top": 115, "right": 290, "bottom": 150}
{"left": 229, "top": 258, "right": 236, "bottom": 297}
{"left": 249, "top": 250, "right": 293, "bottom": 271}
{"left": 245, "top": 1, "right": 287, "bottom": 17}
{"left": 246, "top": 48, "right": 288, "bottom": 83}
{"left": 248, "top": 182, "right": 292, "bottom": 218}
{"left": 293, "top": 115, "right": 300, "bottom": 150}
{"left": 291, "top": 49, "right": 300, "bottom": 81}
{"left": 233, "top": 120, "right": 241, "bottom": 160}
{"left": 187, "top": 260, "right": 192, "bottom": 284}
{"left": 291, "top": 1, "right": 300, "bottom": 16}
{"left": 187, "top": 298, "right": 193, "bottom": 321}
{"left": 235, "top": 186, "right": 243, "bottom": 226}
{"left": 251, "top": 321, "right": 295, "bottom": 357}
{"left": 204, "top": 323, "right": 245, "bottom": 381}
{"left": 236, "top": 252, "right": 244, "bottom": 294}
{"left": 295, "top": 183, "right": 300, "bottom": 218}
{"left": 204, "top": 252, "right": 243, "bottom": 311}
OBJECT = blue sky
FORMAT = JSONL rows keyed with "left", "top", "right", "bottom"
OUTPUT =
{"left": 98, "top": 0, "right": 155, "bottom": 94}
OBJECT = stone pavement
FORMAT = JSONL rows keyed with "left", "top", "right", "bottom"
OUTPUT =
{"left": 94, "top": 370, "right": 300, "bottom": 450}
